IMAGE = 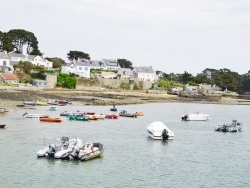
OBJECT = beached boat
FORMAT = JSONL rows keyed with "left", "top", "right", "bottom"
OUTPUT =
{"left": 135, "top": 112, "right": 144, "bottom": 116}
{"left": 119, "top": 110, "right": 137, "bottom": 118}
{"left": 181, "top": 112, "right": 210, "bottom": 121}
{"left": 62, "top": 142, "right": 104, "bottom": 161}
{"left": 39, "top": 117, "right": 62, "bottom": 122}
{"left": 23, "top": 112, "right": 49, "bottom": 118}
{"left": 0, "top": 124, "right": 6, "bottom": 128}
{"left": 215, "top": 120, "right": 243, "bottom": 132}
{"left": 68, "top": 115, "right": 90, "bottom": 121}
{"left": 22, "top": 100, "right": 37, "bottom": 106}
{"left": 36, "top": 101, "right": 47, "bottom": 106}
{"left": 147, "top": 121, "right": 174, "bottom": 140}
{"left": 37, "top": 137, "right": 83, "bottom": 159}
{"left": 105, "top": 114, "right": 119, "bottom": 119}
{"left": 56, "top": 99, "right": 69, "bottom": 105}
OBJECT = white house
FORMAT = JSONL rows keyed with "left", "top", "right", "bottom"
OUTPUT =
{"left": 89, "top": 60, "right": 107, "bottom": 70}
{"left": 8, "top": 52, "right": 26, "bottom": 71}
{"left": 117, "top": 68, "right": 134, "bottom": 80}
{"left": 26, "top": 55, "right": 53, "bottom": 69}
{"left": 133, "top": 66, "right": 156, "bottom": 83}
{"left": 61, "top": 60, "right": 91, "bottom": 78}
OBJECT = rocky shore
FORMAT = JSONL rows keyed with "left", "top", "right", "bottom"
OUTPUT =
{"left": 0, "top": 89, "right": 250, "bottom": 114}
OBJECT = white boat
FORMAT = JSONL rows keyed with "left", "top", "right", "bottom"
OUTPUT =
{"left": 181, "top": 112, "right": 210, "bottom": 121}
{"left": 37, "top": 137, "right": 83, "bottom": 158}
{"left": 23, "top": 112, "right": 49, "bottom": 118}
{"left": 62, "top": 142, "right": 104, "bottom": 161}
{"left": 49, "top": 106, "right": 57, "bottom": 111}
{"left": 215, "top": 120, "right": 243, "bottom": 132}
{"left": 147, "top": 121, "right": 174, "bottom": 140}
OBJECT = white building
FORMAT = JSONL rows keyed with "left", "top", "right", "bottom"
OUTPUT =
{"left": 26, "top": 55, "right": 53, "bottom": 69}
{"left": 133, "top": 66, "right": 156, "bottom": 83}
{"left": 61, "top": 60, "right": 90, "bottom": 78}
{"left": 0, "top": 51, "right": 10, "bottom": 69}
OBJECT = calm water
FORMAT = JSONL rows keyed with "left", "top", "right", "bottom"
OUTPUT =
{"left": 1, "top": 103, "right": 250, "bottom": 188}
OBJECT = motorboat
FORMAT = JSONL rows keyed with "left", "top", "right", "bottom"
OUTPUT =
{"left": 36, "top": 101, "right": 47, "bottom": 106}
{"left": 147, "top": 121, "right": 174, "bottom": 140}
{"left": 22, "top": 100, "right": 37, "bottom": 106}
{"left": 68, "top": 115, "right": 90, "bottom": 121}
{"left": 49, "top": 106, "right": 57, "bottom": 111}
{"left": 85, "top": 114, "right": 106, "bottom": 120}
{"left": 23, "top": 112, "right": 49, "bottom": 118}
{"left": 105, "top": 114, "right": 119, "bottom": 119}
{"left": 215, "top": 120, "right": 243, "bottom": 132}
{"left": 62, "top": 142, "right": 104, "bottom": 161}
{"left": 181, "top": 112, "right": 210, "bottom": 121}
{"left": 39, "top": 117, "right": 62, "bottom": 123}
{"left": 77, "top": 110, "right": 95, "bottom": 115}
{"left": 60, "top": 111, "right": 81, "bottom": 116}
{"left": 119, "top": 110, "right": 137, "bottom": 118}
{"left": 0, "top": 124, "right": 6, "bottom": 128}
{"left": 110, "top": 104, "right": 117, "bottom": 112}
{"left": 37, "top": 137, "right": 83, "bottom": 159}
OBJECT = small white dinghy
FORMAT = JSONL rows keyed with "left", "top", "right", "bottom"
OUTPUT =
{"left": 147, "top": 121, "right": 174, "bottom": 140}
{"left": 181, "top": 112, "right": 210, "bottom": 121}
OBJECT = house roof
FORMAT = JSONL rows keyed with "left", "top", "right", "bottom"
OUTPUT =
{"left": 26, "top": 55, "right": 47, "bottom": 62}
{"left": 102, "top": 59, "right": 120, "bottom": 67}
{"left": 118, "top": 68, "right": 133, "bottom": 76}
{"left": 0, "top": 52, "right": 9, "bottom": 59}
{"left": 9, "top": 52, "right": 26, "bottom": 58}
{"left": 133, "top": 66, "right": 154, "bottom": 73}
{"left": 75, "top": 59, "right": 92, "bottom": 67}
{"left": 90, "top": 60, "right": 106, "bottom": 67}
{"left": 0, "top": 73, "right": 19, "bottom": 80}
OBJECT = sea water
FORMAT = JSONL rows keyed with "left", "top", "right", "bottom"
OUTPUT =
{"left": 0, "top": 103, "right": 250, "bottom": 188}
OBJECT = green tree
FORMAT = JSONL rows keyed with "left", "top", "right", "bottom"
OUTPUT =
{"left": 67, "top": 51, "right": 90, "bottom": 61}
{"left": 45, "top": 57, "right": 65, "bottom": 68}
{"left": 179, "top": 71, "right": 194, "bottom": 84}
{"left": 57, "top": 73, "right": 76, "bottom": 89}
{"left": 117, "top": 58, "right": 133, "bottom": 69}
{"left": 0, "top": 31, "right": 14, "bottom": 52}
{"left": 16, "top": 61, "right": 34, "bottom": 74}
{"left": 8, "top": 29, "right": 42, "bottom": 55}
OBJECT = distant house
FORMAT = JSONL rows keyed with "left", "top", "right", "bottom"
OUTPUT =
{"left": 0, "top": 51, "right": 11, "bottom": 70}
{"left": 26, "top": 55, "right": 53, "bottom": 69}
{"left": 184, "top": 85, "right": 198, "bottom": 95}
{"left": 8, "top": 52, "right": 26, "bottom": 71}
{"left": 102, "top": 59, "right": 120, "bottom": 71}
{"left": 0, "top": 73, "right": 19, "bottom": 83}
{"left": 133, "top": 66, "right": 156, "bottom": 83}
{"left": 198, "top": 84, "right": 221, "bottom": 94}
{"left": 117, "top": 68, "right": 134, "bottom": 80}
{"left": 90, "top": 60, "right": 107, "bottom": 70}
{"left": 32, "top": 79, "right": 48, "bottom": 87}
{"left": 61, "top": 60, "right": 90, "bottom": 78}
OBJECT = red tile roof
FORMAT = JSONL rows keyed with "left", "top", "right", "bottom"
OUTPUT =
{"left": 0, "top": 73, "right": 19, "bottom": 80}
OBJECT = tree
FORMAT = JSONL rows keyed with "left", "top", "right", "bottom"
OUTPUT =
{"left": 16, "top": 61, "right": 34, "bottom": 74}
{"left": 45, "top": 57, "right": 65, "bottom": 68}
{"left": 117, "top": 58, "right": 133, "bottom": 69}
{"left": 67, "top": 51, "right": 90, "bottom": 61}
{"left": 0, "top": 31, "right": 14, "bottom": 52}
{"left": 7, "top": 29, "right": 42, "bottom": 55}
{"left": 179, "top": 71, "right": 194, "bottom": 84}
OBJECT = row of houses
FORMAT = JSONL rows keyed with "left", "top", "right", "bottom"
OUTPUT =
{"left": 0, "top": 51, "right": 53, "bottom": 72}
{"left": 61, "top": 59, "right": 158, "bottom": 82}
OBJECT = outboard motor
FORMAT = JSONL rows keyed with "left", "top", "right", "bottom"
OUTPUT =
{"left": 70, "top": 145, "right": 80, "bottom": 159}
{"left": 162, "top": 129, "right": 169, "bottom": 141}
{"left": 181, "top": 115, "right": 188, "bottom": 121}
{"left": 48, "top": 144, "right": 56, "bottom": 157}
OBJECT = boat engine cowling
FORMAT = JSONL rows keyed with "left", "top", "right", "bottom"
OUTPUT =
{"left": 181, "top": 115, "right": 188, "bottom": 121}
{"left": 70, "top": 145, "right": 80, "bottom": 159}
{"left": 48, "top": 144, "right": 56, "bottom": 157}
{"left": 162, "top": 129, "right": 169, "bottom": 141}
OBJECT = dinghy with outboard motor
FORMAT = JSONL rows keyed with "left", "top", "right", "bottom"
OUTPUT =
{"left": 215, "top": 120, "right": 243, "bottom": 132}
{"left": 147, "top": 121, "right": 174, "bottom": 140}
{"left": 37, "top": 137, "right": 83, "bottom": 158}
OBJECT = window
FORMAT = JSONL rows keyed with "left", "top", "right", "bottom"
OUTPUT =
{"left": 79, "top": 67, "right": 82, "bottom": 70}
{"left": 84, "top": 67, "right": 88, "bottom": 71}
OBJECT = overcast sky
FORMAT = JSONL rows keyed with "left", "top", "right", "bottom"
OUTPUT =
{"left": 1, "top": 0, "right": 250, "bottom": 75}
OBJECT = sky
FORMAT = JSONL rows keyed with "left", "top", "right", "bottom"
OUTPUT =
{"left": 1, "top": 0, "right": 250, "bottom": 75}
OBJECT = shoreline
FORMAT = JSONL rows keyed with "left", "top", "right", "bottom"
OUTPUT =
{"left": 1, "top": 89, "right": 250, "bottom": 113}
